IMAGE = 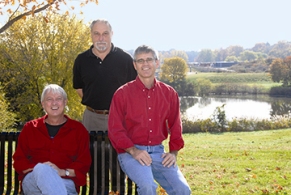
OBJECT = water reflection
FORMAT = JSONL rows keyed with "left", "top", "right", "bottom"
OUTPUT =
{"left": 181, "top": 95, "right": 291, "bottom": 121}
{"left": 270, "top": 100, "right": 291, "bottom": 116}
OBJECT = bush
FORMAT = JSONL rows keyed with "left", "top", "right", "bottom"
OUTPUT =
{"left": 182, "top": 108, "right": 291, "bottom": 133}
{"left": 270, "top": 86, "right": 291, "bottom": 97}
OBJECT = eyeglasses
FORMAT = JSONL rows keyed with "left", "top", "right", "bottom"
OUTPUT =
{"left": 45, "top": 97, "right": 64, "bottom": 103}
{"left": 135, "top": 58, "right": 155, "bottom": 64}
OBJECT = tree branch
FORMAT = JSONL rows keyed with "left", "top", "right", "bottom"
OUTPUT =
{"left": 0, "top": 1, "right": 55, "bottom": 34}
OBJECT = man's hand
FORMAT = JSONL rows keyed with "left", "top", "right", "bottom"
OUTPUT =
{"left": 44, "top": 161, "right": 62, "bottom": 176}
{"left": 126, "top": 147, "right": 152, "bottom": 166}
{"left": 23, "top": 168, "right": 33, "bottom": 174}
{"left": 162, "top": 151, "right": 178, "bottom": 168}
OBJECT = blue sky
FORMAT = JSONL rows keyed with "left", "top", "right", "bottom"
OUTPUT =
{"left": 2, "top": 0, "right": 291, "bottom": 51}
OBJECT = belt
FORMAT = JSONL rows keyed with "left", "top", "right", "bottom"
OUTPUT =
{"left": 87, "top": 106, "right": 109, "bottom": 115}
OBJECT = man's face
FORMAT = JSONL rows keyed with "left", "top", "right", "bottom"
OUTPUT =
{"left": 133, "top": 52, "right": 159, "bottom": 79}
{"left": 91, "top": 22, "right": 113, "bottom": 53}
{"left": 41, "top": 91, "right": 67, "bottom": 117}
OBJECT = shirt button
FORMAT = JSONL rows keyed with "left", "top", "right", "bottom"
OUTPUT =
{"left": 149, "top": 141, "right": 151, "bottom": 144}
{"left": 148, "top": 96, "right": 150, "bottom": 98}
{"left": 149, "top": 119, "right": 151, "bottom": 121}
{"left": 99, "top": 62, "right": 102, "bottom": 64}
{"left": 150, "top": 130, "right": 152, "bottom": 132}
{"left": 149, "top": 107, "right": 151, "bottom": 110}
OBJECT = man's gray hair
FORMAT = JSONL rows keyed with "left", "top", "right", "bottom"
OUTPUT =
{"left": 90, "top": 19, "right": 112, "bottom": 32}
{"left": 41, "top": 84, "right": 67, "bottom": 102}
{"left": 133, "top": 45, "right": 159, "bottom": 61}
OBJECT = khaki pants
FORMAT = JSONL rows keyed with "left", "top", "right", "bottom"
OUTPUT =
{"left": 83, "top": 108, "right": 108, "bottom": 132}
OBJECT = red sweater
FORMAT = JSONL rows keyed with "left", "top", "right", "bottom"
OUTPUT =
{"left": 13, "top": 115, "right": 91, "bottom": 193}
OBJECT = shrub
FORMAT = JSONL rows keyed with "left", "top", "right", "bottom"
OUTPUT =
{"left": 270, "top": 86, "right": 291, "bottom": 96}
{"left": 182, "top": 111, "right": 291, "bottom": 133}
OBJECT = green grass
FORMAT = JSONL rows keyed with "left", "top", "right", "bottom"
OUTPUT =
{"left": 187, "top": 72, "right": 281, "bottom": 89}
{"left": 4, "top": 129, "right": 291, "bottom": 194}
{"left": 174, "top": 129, "right": 291, "bottom": 194}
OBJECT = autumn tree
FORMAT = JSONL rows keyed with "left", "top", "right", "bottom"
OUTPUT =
{"left": 0, "top": 13, "right": 91, "bottom": 123}
{"left": 0, "top": 0, "right": 98, "bottom": 33}
{"left": 160, "top": 57, "right": 188, "bottom": 83}
{"left": 268, "top": 41, "right": 291, "bottom": 58}
{"left": 270, "top": 56, "right": 291, "bottom": 87}
{"left": 160, "top": 57, "right": 194, "bottom": 96}
{"left": 251, "top": 42, "right": 271, "bottom": 54}
{"left": 0, "top": 87, "right": 17, "bottom": 132}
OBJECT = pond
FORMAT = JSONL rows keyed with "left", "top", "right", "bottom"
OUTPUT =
{"left": 181, "top": 95, "right": 291, "bottom": 121}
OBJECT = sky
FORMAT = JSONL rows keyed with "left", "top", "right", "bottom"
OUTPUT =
{"left": 1, "top": 0, "right": 291, "bottom": 51}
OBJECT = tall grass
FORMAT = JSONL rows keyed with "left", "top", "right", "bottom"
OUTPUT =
{"left": 175, "top": 129, "right": 291, "bottom": 194}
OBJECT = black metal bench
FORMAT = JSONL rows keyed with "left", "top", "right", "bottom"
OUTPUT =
{"left": 0, "top": 131, "right": 137, "bottom": 195}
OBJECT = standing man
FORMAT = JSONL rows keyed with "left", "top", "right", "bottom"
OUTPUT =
{"left": 73, "top": 19, "right": 136, "bottom": 194}
{"left": 108, "top": 45, "right": 191, "bottom": 195}
{"left": 13, "top": 84, "right": 91, "bottom": 195}
{"left": 73, "top": 19, "right": 137, "bottom": 132}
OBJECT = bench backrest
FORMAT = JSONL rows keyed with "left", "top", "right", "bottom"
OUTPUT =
{"left": 0, "top": 131, "right": 137, "bottom": 195}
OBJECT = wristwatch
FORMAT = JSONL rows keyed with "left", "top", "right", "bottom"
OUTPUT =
{"left": 65, "top": 169, "right": 70, "bottom": 176}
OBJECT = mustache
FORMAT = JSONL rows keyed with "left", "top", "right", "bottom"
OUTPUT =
{"left": 96, "top": 42, "right": 107, "bottom": 44}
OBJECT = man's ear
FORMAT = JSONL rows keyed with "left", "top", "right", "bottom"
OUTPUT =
{"left": 133, "top": 62, "right": 138, "bottom": 70}
{"left": 41, "top": 102, "right": 45, "bottom": 109}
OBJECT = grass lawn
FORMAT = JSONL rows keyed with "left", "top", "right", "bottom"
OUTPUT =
{"left": 187, "top": 72, "right": 281, "bottom": 90}
{"left": 174, "top": 129, "right": 291, "bottom": 194}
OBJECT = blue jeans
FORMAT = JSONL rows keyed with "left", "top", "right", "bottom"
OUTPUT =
{"left": 118, "top": 144, "right": 191, "bottom": 195}
{"left": 22, "top": 163, "right": 77, "bottom": 195}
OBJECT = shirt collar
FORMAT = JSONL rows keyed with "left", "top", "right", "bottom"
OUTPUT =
{"left": 135, "top": 77, "right": 157, "bottom": 91}
{"left": 42, "top": 114, "right": 69, "bottom": 124}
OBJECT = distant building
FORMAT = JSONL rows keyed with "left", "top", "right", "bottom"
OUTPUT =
{"left": 211, "top": 61, "right": 238, "bottom": 68}
{"left": 187, "top": 61, "right": 238, "bottom": 72}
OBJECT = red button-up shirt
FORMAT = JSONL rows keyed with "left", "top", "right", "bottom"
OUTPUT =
{"left": 108, "top": 77, "right": 184, "bottom": 154}
{"left": 13, "top": 115, "right": 91, "bottom": 193}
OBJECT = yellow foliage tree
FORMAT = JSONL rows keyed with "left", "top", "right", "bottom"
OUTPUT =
{"left": 0, "top": 87, "right": 17, "bottom": 132}
{"left": 0, "top": 12, "right": 91, "bottom": 123}
{"left": 160, "top": 57, "right": 188, "bottom": 83}
{"left": 0, "top": 0, "right": 98, "bottom": 33}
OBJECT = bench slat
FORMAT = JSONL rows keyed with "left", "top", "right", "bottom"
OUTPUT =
{"left": 0, "top": 131, "right": 136, "bottom": 195}
{"left": 0, "top": 133, "right": 6, "bottom": 194}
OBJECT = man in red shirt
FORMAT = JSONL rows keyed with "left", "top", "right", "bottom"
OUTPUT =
{"left": 108, "top": 45, "right": 191, "bottom": 194}
{"left": 13, "top": 84, "right": 91, "bottom": 195}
